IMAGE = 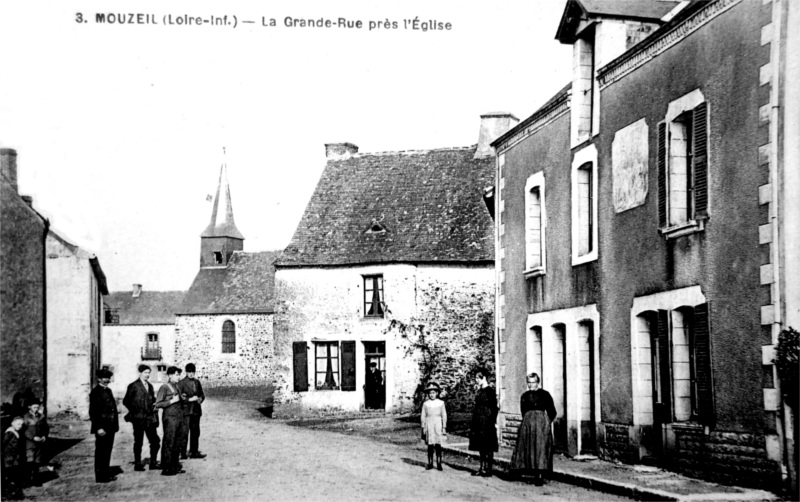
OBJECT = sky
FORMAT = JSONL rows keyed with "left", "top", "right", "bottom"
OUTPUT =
{"left": 0, "top": 0, "right": 573, "bottom": 292}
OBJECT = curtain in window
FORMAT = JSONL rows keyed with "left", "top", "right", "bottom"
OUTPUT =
{"left": 324, "top": 344, "right": 336, "bottom": 388}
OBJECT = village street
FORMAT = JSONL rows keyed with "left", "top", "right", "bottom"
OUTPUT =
{"left": 25, "top": 399, "right": 632, "bottom": 502}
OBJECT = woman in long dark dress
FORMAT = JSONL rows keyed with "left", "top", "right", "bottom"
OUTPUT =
{"left": 468, "top": 369, "right": 498, "bottom": 477}
{"left": 511, "top": 372, "right": 557, "bottom": 486}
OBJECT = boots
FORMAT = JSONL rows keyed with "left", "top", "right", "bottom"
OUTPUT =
{"left": 426, "top": 446, "right": 434, "bottom": 470}
{"left": 435, "top": 445, "right": 443, "bottom": 471}
{"left": 472, "top": 458, "right": 485, "bottom": 476}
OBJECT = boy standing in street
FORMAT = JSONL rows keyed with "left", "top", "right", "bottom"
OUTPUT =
{"left": 177, "top": 363, "right": 206, "bottom": 459}
{"left": 122, "top": 364, "right": 161, "bottom": 471}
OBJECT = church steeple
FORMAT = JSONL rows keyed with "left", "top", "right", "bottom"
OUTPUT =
{"left": 200, "top": 150, "right": 244, "bottom": 268}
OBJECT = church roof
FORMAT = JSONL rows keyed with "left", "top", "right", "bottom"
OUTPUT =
{"left": 178, "top": 250, "right": 280, "bottom": 315}
{"left": 105, "top": 290, "right": 185, "bottom": 325}
{"left": 277, "top": 146, "right": 494, "bottom": 267}
{"left": 201, "top": 162, "right": 244, "bottom": 240}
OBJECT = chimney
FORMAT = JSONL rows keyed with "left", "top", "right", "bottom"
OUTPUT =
{"left": 132, "top": 284, "right": 142, "bottom": 297}
{"left": 1, "top": 148, "right": 18, "bottom": 192}
{"left": 325, "top": 143, "right": 359, "bottom": 160}
{"left": 21, "top": 195, "right": 33, "bottom": 207}
{"left": 474, "top": 112, "right": 519, "bottom": 159}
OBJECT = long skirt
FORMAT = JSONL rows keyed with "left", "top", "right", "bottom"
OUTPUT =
{"left": 511, "top": 410, "right": 553, "bottom": 472}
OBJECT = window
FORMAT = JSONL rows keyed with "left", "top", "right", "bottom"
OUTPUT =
{"left": 571, "top": 29, "right": 597, "bottom": 147}
{"left": 222, "top": 320, "right": 236, "bottom": 353}
{"left": 576, "top": 164, "right": 593, "bottom": 256}
{"left": 658, "top": 92, "right": 708, "bottom": 239}
{"left": 363, "top": 275, "right": 384, "bottom": 317}
{"left": 156, "top": 364, "right": 167, "bottom": 383}
{"left": 213, "top": 251, "right": 223, "bottom": 265}
{"left": 142, "top": 332, "right": 162, "bottom": 360}
{"left": 640, "top": 304, "right": 714, "bottom": 425}
{"left": 571, "top": 144, "right": 598, "bottom": 265}
{"left": 315, "top": 342, "right": 339, "bottom": 390}
{"left": 525, "top": 172, "right": 546, "bottom": 277}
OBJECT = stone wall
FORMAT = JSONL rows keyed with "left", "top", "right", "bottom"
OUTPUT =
{"left": 274, "top": 263, "right": 495, "bottom": 413}
{"left": 0, "top": 178, "right": 46, "bottom": 407}
{"left": 174, "top": 313, "right": 275, "bottom": 392}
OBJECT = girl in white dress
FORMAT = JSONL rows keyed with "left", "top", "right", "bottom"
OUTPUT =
{"left": 420, "top": 382, "right": 447, "bottom": 470}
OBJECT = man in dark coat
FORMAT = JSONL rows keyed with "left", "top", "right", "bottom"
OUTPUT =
{"left": 364, "top": 362, "right": 383, "bottom": 409}
{"left": 468, "top": 369, "right": 499, "bottom": 477}
{"left": 122, "top": 364, "right": 161, "bottom": 471}
{"left": 155, "top": 366, "right": 185, "bottom": 476}
{"left": 176, "top": 363, "right": 206, "bottom": 459}
{"left": 89, "top": 368, "right": 119, "bottom": 483}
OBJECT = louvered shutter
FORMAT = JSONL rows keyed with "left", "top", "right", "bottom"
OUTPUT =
{"left": 657, "top": 122, "right": 668, "bottom": 228}
{"left": 692, "top": 103, "right": 708, "bottom": 218}
{"left": 692, "top": 303, "right": 714, "bottom": 425}
{"left": 656, "top": 309, "right": 672, "bottom": 423}
{"left": 292, "top": 342, "right": 308, "bottom": 392}
{"left": 341, "top": 341, "right": 356, "bottom": 391}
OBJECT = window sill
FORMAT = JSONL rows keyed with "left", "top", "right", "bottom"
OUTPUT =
{"left": 572, "top": 251, "right": 598, "bottom": 267}
{"left": 524, "top": 267, "right": 546, "bottom": 280}
{"left": 660, "top": 219, "right": 705, "bottom": 240}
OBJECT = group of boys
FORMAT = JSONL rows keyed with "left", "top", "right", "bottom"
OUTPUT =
{"left": 89, "top": 363, "right": 206, "bottom": 483}
{"left": 1, "top": 397, "right": 49, "bottom": 499}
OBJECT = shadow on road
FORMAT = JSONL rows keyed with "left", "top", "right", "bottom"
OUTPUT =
{"left": 46, "top": 437, "right": 84, "bottom": 459}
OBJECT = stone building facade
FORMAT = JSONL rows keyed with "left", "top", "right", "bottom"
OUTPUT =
{"left": 46, "top": 229, "right": 108, "bottom": 419}
{"left": 0, "top": 148, "right": 48, "bottom": 410}
{"left": 102, "top": 286, "right": 184, "bottom": 398}
{"left": 492, "top": 0, "right": 798, "bottom": 491}
{"left": 174, "top": 162, "right": 280, "bottom": 399}
{"left": 274, "top": 116, "right": 511, "bottom": 413}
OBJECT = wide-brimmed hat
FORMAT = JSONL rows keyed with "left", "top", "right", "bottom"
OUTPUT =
{"left": 424, "top": 382, "right": 441, "bottom": 393}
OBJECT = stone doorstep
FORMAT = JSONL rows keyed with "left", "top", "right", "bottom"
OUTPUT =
{"left": 434, "top": 442, "right": 780, "bottom": 502}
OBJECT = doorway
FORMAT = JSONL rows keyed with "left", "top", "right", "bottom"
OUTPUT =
{"left": 551, "top": 324, "right": 568, "bottom": 452}
{"left": 363, "top": 342, "right": 385, "bottom": 410}
{"left": 578, "top": 321, "right": 597, "bottom": 454}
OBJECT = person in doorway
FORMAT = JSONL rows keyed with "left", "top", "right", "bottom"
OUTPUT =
{"left": 177, "top": 363, "right": 206, "bottom": 459}
{"left": 89, "top": 368, "right": 119, "bottom": 483}
{"left": 155, "top": 366, "right": 185, "bottom": 476}
{"left": 511, "top": 372, "right": 557, "bottom": 486}
{"left": 3, "top": 416, "right": 26, "bottom": 499}
{"left": 363, "top": 362, "right": 383, "bottom": 409}
{"left": 420, "top": 382, "right": 447, "bottom": 471}
{"left": 468, "top": 369, "right": 499, "bottom": 477}
{"left": 123, "top": 364, "right": 161, "bottom": 471}
{"left": 22, "top": 397, "right": 49, "bottom": 487}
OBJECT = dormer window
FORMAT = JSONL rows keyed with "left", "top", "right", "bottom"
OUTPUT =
{"left": 364, "top": 217, "right": 388, "bottom": 235}
{"left": 213, "top": 251, "right": 223, "bottom": 264}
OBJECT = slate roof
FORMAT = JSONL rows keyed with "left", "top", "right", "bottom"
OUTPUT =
{"left": 178, "top": 250, "right": 280, "bottom": 315}
{"left": 105, "top": 291, "right": 185, "bottom": 325}
{"left": 277, "top": 146, "right": 495, "bottom": 267}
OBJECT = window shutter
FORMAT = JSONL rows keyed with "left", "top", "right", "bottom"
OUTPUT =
{"left": 692, "top": 302, "right": 714, "bottom": 424}
{"left": 340, "top": 341, "right": 356, "bottom": 391}
{"left": 657, "top": 122, "right": 668, "bottom": 228}
{"left": 292, "top": 342, "right": 309, "bottom": 392}
{"left": 692, "top": 103, "right": 708, "bottom": 218}
{"left": 656, "top": 309, "right": 672, "bottom": 422}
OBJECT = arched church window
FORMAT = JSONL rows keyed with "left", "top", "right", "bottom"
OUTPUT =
{"left": 222, "top": 320, "right": 236, "bottom": 353}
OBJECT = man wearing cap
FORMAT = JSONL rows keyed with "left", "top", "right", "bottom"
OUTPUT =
{"left": 89, "top": 369, "right": 119, "bottom": 483}
{"left": 177, "top": 363, "right": 206, "bottom": 459}
{"left": 364, "top": 362, "right": 383, "bottom": 410}
{"left": 122, "top": 364, "right": 161, "bottom": 471}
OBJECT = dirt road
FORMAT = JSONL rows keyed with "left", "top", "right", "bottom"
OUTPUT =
{"left": 26, "top": 400, "right": 630, "bottom": 501}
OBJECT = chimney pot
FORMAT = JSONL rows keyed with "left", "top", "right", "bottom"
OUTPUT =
{"left": 1, "top": 148, "right": 18, "bottom": 193}
{"left": 325, "top": 143, "right": 359, "bottom": 160}
{"left": 132, "top": 284, "right": 142, "bottom": 297}
{"left": 474, "top": 113, "right": 519, "bottom": 159}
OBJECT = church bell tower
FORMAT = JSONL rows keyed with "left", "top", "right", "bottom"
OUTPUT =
{"left": 200, "top": 153, "right": 244, "bottom": 268}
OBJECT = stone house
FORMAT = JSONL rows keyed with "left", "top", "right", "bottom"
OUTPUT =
{"left": 491, "top": 0, "right": 798, "bottom": 491}
{"left": 273, "top": 114, "right": 516, "bottom": 413}
{"left": 0, "top": 148, "right": 48, "bottom": 412}
{"left": 45, "top": 229, "right": 108, "bottom": 419}
{"left": 102, "top": 285, "right": 185, "bottom": 398}
{"left": 174, "top": 162, "right": 280, "bottom": 399}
